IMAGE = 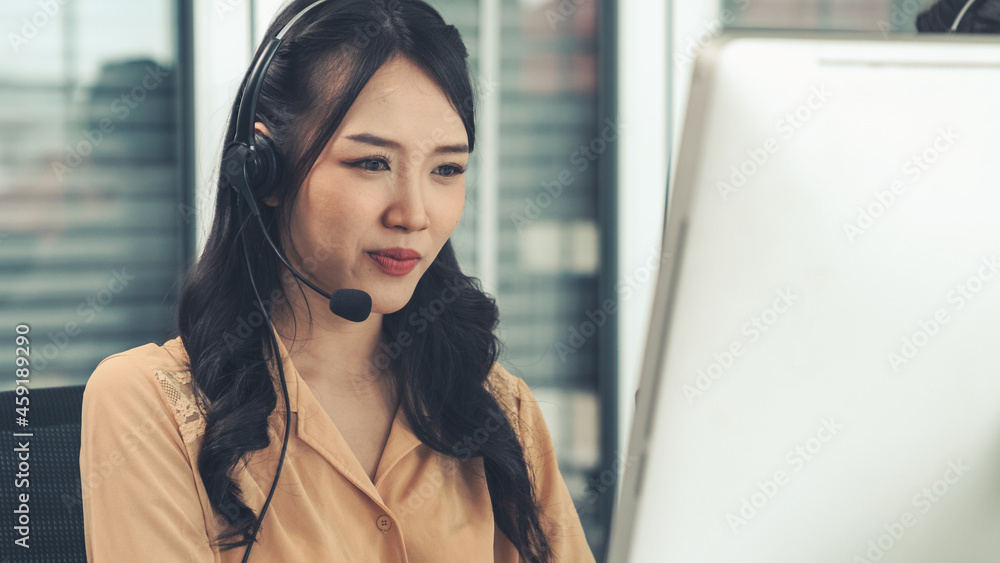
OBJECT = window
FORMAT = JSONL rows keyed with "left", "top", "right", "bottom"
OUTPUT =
{"left": 431, "top": 0, "right": 614, "bottom": 554}
{"left": 0, "top": 0, "right": 185, "bottom": 389}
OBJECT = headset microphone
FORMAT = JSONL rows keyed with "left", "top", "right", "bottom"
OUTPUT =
{"left": 235, "top": 197, "right": 372, "bottom": 322}
{"left": 263, "top": 229, "right": 372, "bottom": 322}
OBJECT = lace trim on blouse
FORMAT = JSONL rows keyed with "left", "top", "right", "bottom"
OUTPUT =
{"left": 152, "top": 368, "right": 209, "bottom": 444}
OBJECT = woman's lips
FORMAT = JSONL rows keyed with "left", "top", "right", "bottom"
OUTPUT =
{"left": 367, "top": 250, "right": 420, "bottom": 276}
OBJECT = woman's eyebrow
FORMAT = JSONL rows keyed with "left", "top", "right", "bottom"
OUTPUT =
{"left": 345, "top": 132, "right": 469, "bottom": 154}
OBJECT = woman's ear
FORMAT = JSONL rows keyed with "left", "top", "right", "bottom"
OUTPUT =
{"left": 253, "top": 121, "right": 281, "bottom": 208}
{"left": 253, "top": 121, "right": 271, "bottom": 137}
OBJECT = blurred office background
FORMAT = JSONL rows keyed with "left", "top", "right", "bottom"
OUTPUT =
{"left": 0, "top": 0, "right": 941, "bottom": 558}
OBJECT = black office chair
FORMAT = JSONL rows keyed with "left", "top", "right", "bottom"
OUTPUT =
{"left": 0, "top": 384, "right": 87, "bottom": 562}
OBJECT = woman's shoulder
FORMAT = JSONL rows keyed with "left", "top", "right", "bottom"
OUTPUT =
{"left": 486, "top": 362, "right": 531, "bottom": 436}
{"left": 486, "top": 363, "right": 557, "bottom": 451}
{"left": 89, "top": 336, "right": 188, "bottom": 373}
{"left": 86, "top": 336, "right": 191, "bottom": 393}
{"left": 84, "top": 337, "right": 206, "bottom": 444}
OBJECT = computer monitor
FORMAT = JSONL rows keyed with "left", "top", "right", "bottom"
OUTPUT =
{"left": 608, "top": 33, "right": 1000, "bottom": 563}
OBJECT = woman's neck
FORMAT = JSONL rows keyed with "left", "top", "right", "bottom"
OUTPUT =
{"left": 269, "top": 280, "right": 391, "bottom": 400}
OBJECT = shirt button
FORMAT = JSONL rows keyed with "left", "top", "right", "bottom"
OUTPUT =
{"left": 376, "top": 515, "right": 392, "bottom": 533}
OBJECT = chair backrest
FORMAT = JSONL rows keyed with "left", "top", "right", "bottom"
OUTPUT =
{"left": 0, "top": 384, "right": 87, "bottom": 562}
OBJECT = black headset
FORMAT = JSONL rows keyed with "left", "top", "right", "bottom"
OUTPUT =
{"left": 220, "top": 1, "right": 372, "bottom": 561}
{"left": 223, "top": 0, "right": 372, "bottom": 323}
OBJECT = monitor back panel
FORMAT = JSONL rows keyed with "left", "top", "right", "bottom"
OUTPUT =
{"left": 611, "top": 34, "right": 1000, "bottom": 563}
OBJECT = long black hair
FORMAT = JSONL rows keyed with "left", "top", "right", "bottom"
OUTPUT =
{"left": 177, "top": 0, "right": 552, "bottom": 561}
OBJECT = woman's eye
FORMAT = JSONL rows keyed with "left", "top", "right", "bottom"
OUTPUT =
{"left": 356, "top": 157, "right": 389, "bottom": 172}
{"left": 436, "top": 164, "right": 466, "bottom": 178}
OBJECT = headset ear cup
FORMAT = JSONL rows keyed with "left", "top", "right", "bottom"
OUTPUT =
{"left": 251, "top": 132, "right": 283, "bottom": 202}
{"left": 222, "top": 142, "right": 252, "bottom": 200}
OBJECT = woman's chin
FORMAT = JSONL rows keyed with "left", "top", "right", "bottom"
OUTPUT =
{"left": 368, "top": 291, "right": 418, "bottom": 317}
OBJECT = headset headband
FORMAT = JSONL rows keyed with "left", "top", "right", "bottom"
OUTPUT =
{"left": 232, "top": 0, "right": 332, "bottom": 147}
{"left": 224, "top": 0, "right": 336, "bottom": 217}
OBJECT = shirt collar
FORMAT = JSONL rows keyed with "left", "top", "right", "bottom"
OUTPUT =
{"left": 263, "top": 323, "right": 423, "bottom": 490}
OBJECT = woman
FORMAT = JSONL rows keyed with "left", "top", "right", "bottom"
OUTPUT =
{"left": 79, "top": 0, "right": 595, "bottom": 561}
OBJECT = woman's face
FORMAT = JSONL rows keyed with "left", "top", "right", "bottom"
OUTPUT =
{"left": 269, "top": 56, "right": 468, "bottom": 316}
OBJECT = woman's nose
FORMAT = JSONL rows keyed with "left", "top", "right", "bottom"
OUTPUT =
{"left": 382, "top": 173, "right": 430, "bottom": 232}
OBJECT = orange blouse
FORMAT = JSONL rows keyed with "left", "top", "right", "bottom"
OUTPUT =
{"left": 79, "top": 330, "right": 596, "bottom": 562}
